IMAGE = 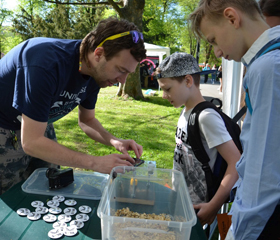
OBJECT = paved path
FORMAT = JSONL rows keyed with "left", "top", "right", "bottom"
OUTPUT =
{"left": 200, "top": 78, "right": 222, "bottom": 102}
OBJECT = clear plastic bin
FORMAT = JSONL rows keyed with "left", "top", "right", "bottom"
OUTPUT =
{"left": 97, "top": 166, "right": 196, "bottom": 240}
{"left": 21, "top": 168, "right": 109, "bottom": 200}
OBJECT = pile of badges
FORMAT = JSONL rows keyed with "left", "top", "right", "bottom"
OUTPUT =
{"left": 16, "top": 195, "right": 92, "bottom": 239}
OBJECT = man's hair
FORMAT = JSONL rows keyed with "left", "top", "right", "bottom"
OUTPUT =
{"left": 259, "top": 0, "right": 280, "bottom": 17}
{"left": 189, "top": 0, "right": 262, "bottom": 39}
{"left": 80, "top": 17, "right": 146, "bottom": 63}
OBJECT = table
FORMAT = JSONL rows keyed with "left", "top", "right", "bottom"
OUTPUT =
{"left": 0, "top": 182, "right": 207, "bottom": 240}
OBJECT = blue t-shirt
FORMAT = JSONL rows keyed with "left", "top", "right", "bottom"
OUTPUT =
{"left": 0, "top": 37, "right": 100, "bottom": 130}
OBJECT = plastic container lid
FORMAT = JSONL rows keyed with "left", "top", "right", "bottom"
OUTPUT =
{"left": 22, "top": 168, "right": 109, "bottom": 200}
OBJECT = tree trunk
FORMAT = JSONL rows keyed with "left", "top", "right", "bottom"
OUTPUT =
{"left": 112, "top": 0, "right": 145, "bottom": 99}
{"left": 117, "top": 65, "right": 143, "bottom": 99}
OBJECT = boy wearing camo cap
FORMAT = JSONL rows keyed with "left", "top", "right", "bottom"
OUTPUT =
{"left": 156, "top": 52, "right": 241, "bottom": 226}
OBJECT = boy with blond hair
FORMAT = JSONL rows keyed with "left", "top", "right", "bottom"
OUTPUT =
{"left": 156, "top": 52, "right": 241, "bottom": 227}
{"left": 189, "top": 1, "right": 280, "bottom": 239}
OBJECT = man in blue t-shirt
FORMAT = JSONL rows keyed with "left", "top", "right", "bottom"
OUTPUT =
{"left": 0, "top": 17, "right": 146, "bottom": 194}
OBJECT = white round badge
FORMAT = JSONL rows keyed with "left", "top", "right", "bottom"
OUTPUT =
{"left": 58, "top": 214, "right": 72, "bottom": 223}
{"left": 31, "top": 200, "right": 44, "bottom": 208}
{"left": 49, "top": 207, "right": 62, "bottom": 215}
{"left": 17, "top": 208, "right": 31, "bottom": 216}
{"left": 63, "top": 226, "right": 78, "bottom": 237}
{"left": 64, "top": 199, "right": 77, "bottom": 206}
{"left": 52, "top": 195, "right": 65, "bottom": 202}
{"left": 48, "top": 228, "right": 64, "bottom": 239}
{"left": 63, "top": 207, "right": 77, "bottom": 216}
{"left": 27, "top": 212, "right": 41, "bottom": 221}
{"left": 70, "top": 220, "right": 84, "bottom": 229}
{"left": 43, "top": 214, "right": 57, "bottom": 223}
{"left": 76, "top": 213, "right": 89, "bottom": 222}
{"left": 47, "top": 200, "right": 60, "bottom": 207}
{"left": 79, "top": 205, "right": 92, "bottom": 214}
{"left": 53, "top": 221, "right": 67, "bottom": 229}
{"left": 35, "top": 206, "right": 48, "bottom": 214}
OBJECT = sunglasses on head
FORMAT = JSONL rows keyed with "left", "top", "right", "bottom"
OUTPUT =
{"left": 97, "top": 30, "right": 144, "bottom": 48}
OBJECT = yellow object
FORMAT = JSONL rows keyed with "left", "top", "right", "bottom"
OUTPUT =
{"left": 130, "top": 178, "right": 138, "bottom": 186}
{"left": 97, "top": 32, "right": 131, "bottom": 48}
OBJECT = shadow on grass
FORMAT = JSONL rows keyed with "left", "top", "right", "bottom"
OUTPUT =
{"left": 141, "top": 90, "right": 221, "bottom": 108}
{"left": 141, "top": 95, "right": 174, "bottom": 108}
{"left": 139, "top": 87, "right": 174, "bottom": 108}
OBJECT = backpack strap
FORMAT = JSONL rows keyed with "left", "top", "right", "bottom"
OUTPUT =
{"left": 187, "top": 101, "right": 220, "bottom": 199}
{"left": 210, "top": 98, "right": 223, "bottom": 110}
{"left": 259, "top": 42, "right": 280, "bottom": 57}
{"left": 232, "top": 105, "right": 247, "bottom": 122}
{"left": 245, "top": 42, "right": 280, "bottom": 115}
{"left": 188, "top": 101, "right": 216, "bottom": 165}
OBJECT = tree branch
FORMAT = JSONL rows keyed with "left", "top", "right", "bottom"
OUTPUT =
{"left": 107, "top": 0, "right": 124, "bottom": 17}
{"left": 42, "top": 0, "right": 122, "bottom": 6}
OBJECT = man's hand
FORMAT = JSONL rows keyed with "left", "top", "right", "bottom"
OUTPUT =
{"left": 111, "top": 139, "right": 143, "bottom": 163}
{"left": 92, "top": 153, "right": 135, "bottom": 174}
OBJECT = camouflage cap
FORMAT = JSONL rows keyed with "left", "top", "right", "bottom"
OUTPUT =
{"left": 157, "top": 52, "right": 213, "bottom": 78}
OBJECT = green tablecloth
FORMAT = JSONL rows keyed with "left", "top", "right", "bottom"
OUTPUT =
{"left": 0, "top": 182, "right": 207, "bottom": 240}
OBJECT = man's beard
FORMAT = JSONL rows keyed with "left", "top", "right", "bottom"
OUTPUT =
{"left": 89, "top": 62, "right": 109, "bottom": 88}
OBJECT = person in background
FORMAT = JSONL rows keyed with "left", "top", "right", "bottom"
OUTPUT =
{"left": 259, "top": 0, "right": 280, "bottom": 27}
{"left": 156, "top": 52, "right": 240, "bottom": 226}
{"left": 190, "top": 0, "right": 280, "bottom": 239}
{"left": 211, "top": 64, "right": 217, "bottom": 84}
{"left": 140, "top": 62, "right": 149, "bottom": 87}
{"left": 0, "top": 17, "right": 146, "bottom": 195}
{"left": 203, "top": 63, "right": 210, "bottom": 83}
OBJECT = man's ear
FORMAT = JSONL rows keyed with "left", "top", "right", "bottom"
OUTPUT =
{"left": 223, "top": 7, "right": 241, "bottom": 28}
{"left": 94, "top": 47, "right": 104, "bottom": 62}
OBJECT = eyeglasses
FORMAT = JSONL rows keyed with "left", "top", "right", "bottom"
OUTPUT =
{"left": 97, "top": 30, "right": 144, "bottom": 48}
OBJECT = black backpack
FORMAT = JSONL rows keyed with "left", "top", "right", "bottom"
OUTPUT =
{"left": 187, "top": 100, "right": 245, "bottom": 202}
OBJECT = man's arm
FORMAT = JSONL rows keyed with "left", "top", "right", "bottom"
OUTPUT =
{"left": 21, "top": 114, "right": 135, "bottom": 174}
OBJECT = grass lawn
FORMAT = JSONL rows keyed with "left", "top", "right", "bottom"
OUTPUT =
{"left": 54, "top": 86, "right": 181, "bottom": 170}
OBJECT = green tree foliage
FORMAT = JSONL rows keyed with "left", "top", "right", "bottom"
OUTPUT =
{"left": 12, "top": 0, "right": 106, "bottom": 40}
{"left": 0, "top": 26, "right": 22, "bottom": 55}
{"left": 5, "top": 0, "right": 219, "bottom": 65}
{"left": 143, "top": 0, "right": 185, "bottom": 53}
{"left": 177, "top": 0, "right": 221, "bottom": 65}
{"left": 0, "top": 0, "right": 14, "bottom": 56}
{"left": 176, "top": 0, "right": 198, "bottom": 55}
{"left": 5, "top": 0, "right": 220, "bottom": 97}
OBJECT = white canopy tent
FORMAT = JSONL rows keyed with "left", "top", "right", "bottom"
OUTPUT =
{"left": 144, "top": 42, "right": 170, "bottom": 63}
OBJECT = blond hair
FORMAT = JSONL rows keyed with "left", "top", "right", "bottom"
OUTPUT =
{"left": 189, "top": 0, "right": 262, "bottom": 39}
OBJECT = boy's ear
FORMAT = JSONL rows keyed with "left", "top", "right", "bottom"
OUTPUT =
{"left": 185, "top": 75, "right": 194, "bottom": 87}
{"left": 223, "top": 7, "right": 241, "bottom": 28}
